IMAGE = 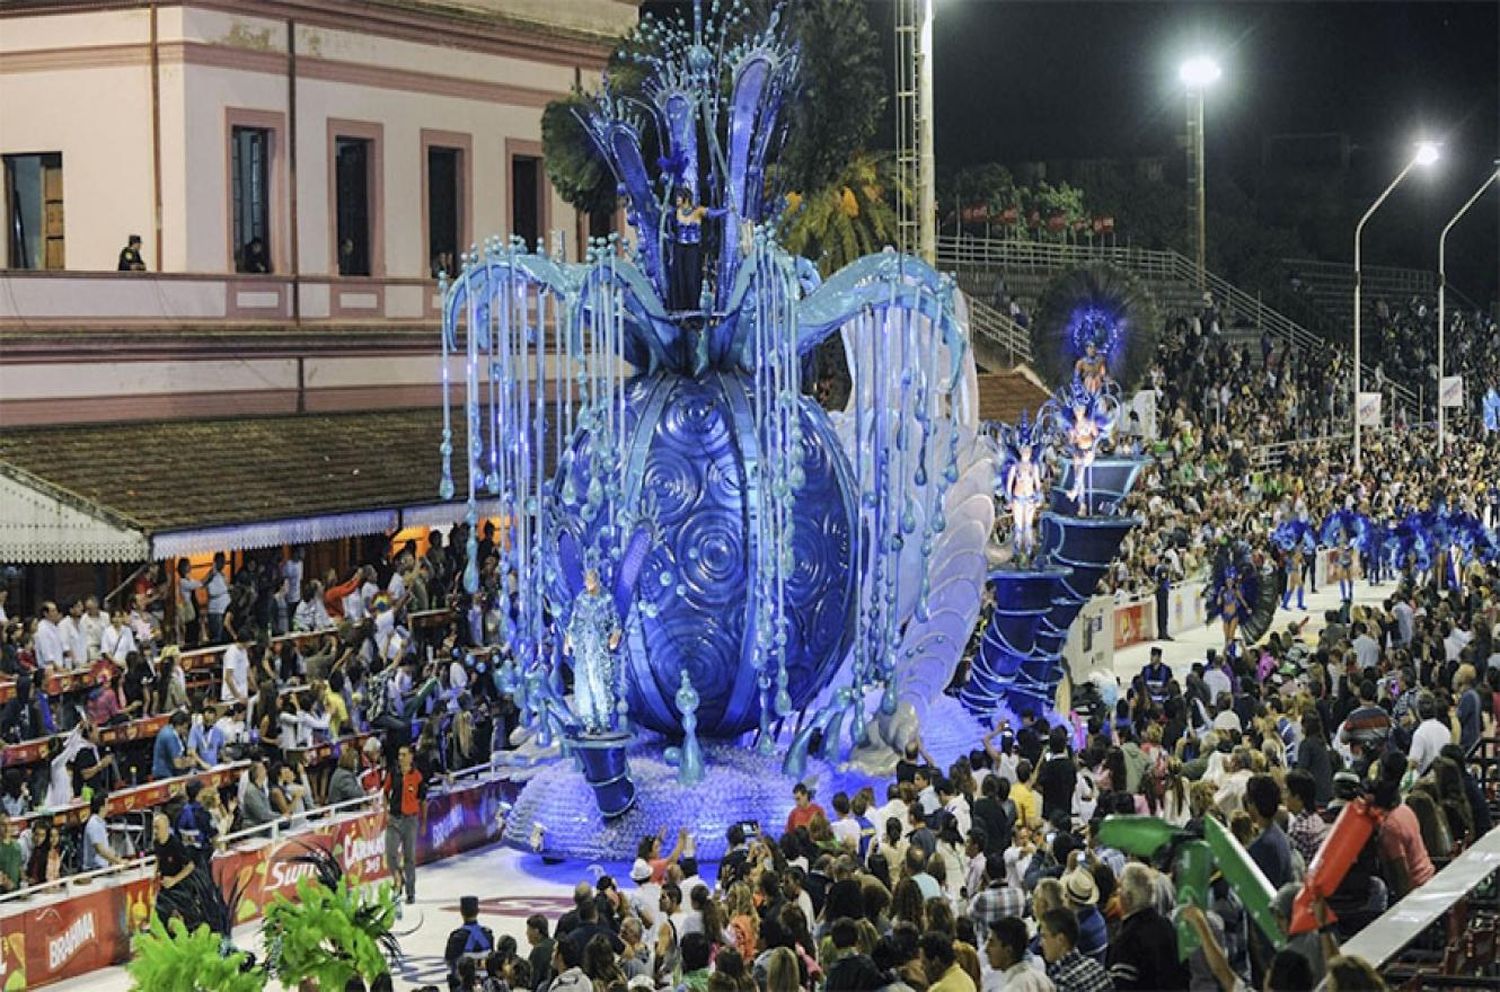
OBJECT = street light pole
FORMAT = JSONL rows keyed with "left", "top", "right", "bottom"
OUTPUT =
{"left": 1190, "top": 86, "right": 1206, "bottom": 290}
{"left": 1179, "top": 56, "right": 1219, "bottom": 292}
{"left": 917, "top": 0, "right": 936, "bottom": 264}
{"left": 1437, "top": 164, "right": 1500, "bottom": 458}
{"left": 1353, "top": 142, "right": 1440, "bottom": 475}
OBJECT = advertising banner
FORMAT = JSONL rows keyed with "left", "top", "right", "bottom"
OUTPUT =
{"left": 2, "top": 774, "right": 523, "bottom": 989}
{"left": 1439, "top": 375, "right": 1464, "bottom": 408}
{"left": 1113, "top": 600, "right": 1151, "bottom": 649}
{"left": 1357, "top": 391, "right": 1382, "bottom": 427}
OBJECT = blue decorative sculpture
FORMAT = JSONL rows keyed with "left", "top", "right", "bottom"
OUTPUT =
{"left": 675, "top": 670, "right": 703, "bottom": 787}
{"left": 439, "top": 0, "right": 994, "bottom": 820}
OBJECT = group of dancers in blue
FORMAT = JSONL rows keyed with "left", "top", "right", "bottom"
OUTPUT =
{"left": 1205, "top": 501, "right": 1497, "bottom": 658}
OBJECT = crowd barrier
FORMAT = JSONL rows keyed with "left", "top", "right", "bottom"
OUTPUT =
{"left": 0, "top": 771, "right": 521, "bottom": 989}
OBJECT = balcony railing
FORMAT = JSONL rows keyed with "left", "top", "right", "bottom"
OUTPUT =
{"left": 0, "top": 270, "right": 446, "bottom": 328}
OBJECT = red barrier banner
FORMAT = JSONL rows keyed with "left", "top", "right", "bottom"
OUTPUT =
{"left": 23, "top": 885, "right": 128, "bottom": 986}
{"left": 1113, "top": 601, "right": 1150, "bottom": 649}
{"left": 0, "top": 911, "right": 26, "bottom": 990}
{"left": 3, "top": 775, "right": 518, "bottom": 988}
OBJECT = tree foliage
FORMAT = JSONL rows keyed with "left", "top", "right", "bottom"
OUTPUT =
{"left": 781, "top": 153, "right": 902, "bottom": 277}
{"left": 772, "top": 0, "right": 887, "bottom": 195}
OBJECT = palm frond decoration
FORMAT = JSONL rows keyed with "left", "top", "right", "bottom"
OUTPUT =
{"left": 127, "top": 916, "right": 267, "bottom": 992}
{"left": 263, "top": 876, "right": 400, "bottom": 990}
{"left": 1030, "top": 263, "right": 1159, "bottom": 392}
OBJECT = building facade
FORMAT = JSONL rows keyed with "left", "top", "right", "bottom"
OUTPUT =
{"left": 0, "top": 0, "right": 636, "bottom": 424}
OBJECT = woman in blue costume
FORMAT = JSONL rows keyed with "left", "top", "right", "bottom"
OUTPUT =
{"left": 565, "top": 568, "right": 623, "bottom": 735}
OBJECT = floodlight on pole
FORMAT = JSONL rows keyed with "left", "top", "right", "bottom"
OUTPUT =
{"left": 1352, "top": 141, "right": 1441, "bottom": 474}
{"left": 1180, "top": 56, "right": 1221, "bottom": 290}
{"left": 1437, "top": 160, "right": 1500, "bottom": 458}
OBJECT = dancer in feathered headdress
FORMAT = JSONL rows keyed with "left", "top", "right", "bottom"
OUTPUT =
{"left": 995, "top": 409, "right": 1052, "bottom": 564}
{"left": 1046, "top": 376, "right": 1119, "bottom": 517}
{"left": 1206, "top": 540, "right": 1258, "bottom": 658}
{"left": 1271, "top": 519, "right": 1316, "bottom": 612}
{"left": 1320, "top": 509, "right": 1371, "bottom": 606}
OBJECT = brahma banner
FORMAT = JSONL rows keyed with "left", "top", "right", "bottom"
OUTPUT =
{"left": 1, "top": 774, "right": 520, "bottom": 988}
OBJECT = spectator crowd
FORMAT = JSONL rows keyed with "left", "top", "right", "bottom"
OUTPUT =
{"left": 0, "top": 522, "right": 524, "bottom": 898}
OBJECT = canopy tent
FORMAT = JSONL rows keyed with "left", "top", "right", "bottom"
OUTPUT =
{"left": 0, "top": 408, "right": 519, "bottom": 563}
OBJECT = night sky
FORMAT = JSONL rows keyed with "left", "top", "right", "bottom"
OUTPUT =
{"left": 641, "top": 0, "right": 1500, "bottom": 300}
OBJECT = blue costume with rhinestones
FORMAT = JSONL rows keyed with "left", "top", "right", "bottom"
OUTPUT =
{"left": 567, "top": 588, "right": 622, "bottom": 734}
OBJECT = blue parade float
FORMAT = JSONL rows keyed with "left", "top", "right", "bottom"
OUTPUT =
{"left": 434, "top": 0, "right": 1152, "bottom": 860}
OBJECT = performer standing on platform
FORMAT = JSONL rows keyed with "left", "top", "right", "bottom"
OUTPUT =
{"left": 668, "top": 188, "right": 727, "bottom": 313}
{"left": 565, "top": 568, "right": 623, "bottom": 736}
{"left": 1004, "top": 438, "right": 1046, "bottom": 563}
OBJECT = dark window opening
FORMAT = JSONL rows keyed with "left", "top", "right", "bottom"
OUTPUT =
{"left": 428, "top": 146, "right": 460, "bottom": 278}
{"left": 4, "top": 152, "right": 64, "bottom": 270}
{"left": 511, "top": 155, "right": 541, "bottom": 249}
{"left": 231, "top": 127, "right": 271, "bottom": 273}
{"left": 335, "top": 137, "right": 371, "bottom": 276}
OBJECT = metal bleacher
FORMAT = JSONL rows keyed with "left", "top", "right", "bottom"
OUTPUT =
{"left": 1348, "top": 736, "right": 1500, "bottom": 989}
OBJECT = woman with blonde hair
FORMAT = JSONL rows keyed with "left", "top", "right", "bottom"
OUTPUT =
{"left": 724, "top": 881, "right": 759, "bottom": 962}
{"left": 760, "top": 945, "right": 801, "bottom": 992}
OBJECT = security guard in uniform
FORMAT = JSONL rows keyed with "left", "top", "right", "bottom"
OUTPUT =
{"left": 118, "top": 235, "right": 146, "bottom": 271}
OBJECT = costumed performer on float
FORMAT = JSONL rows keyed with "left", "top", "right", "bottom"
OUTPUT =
{"left": 997, "top": 411, "right": 1049, "bottom": 564}
{"left": 555, "top": 527, "right": 653, "bottom": 737}
{"left": 668, "top": 186, "right": 729, "bottom": 314}
{"left": 1074, "top": 340, "right": 1108, "bottom": 394}
{"left": 565, "top": 563, "right": 623, "bottom": 736}
{"left": 1049, "top": 379, "right": 1116, "bottom": 518}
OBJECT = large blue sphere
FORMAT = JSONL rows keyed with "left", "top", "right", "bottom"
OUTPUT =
{"left": 552, "top": 371, "right": 855, "bottom": 737}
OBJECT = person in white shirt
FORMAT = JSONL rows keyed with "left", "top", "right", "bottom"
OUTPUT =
{"left": 203, "top": 555, "right": 232, "bottom": 643}
{"left": 79, "top": 597, "right": 108, "bottom": 661}
{"left": 58, "top": 600, "right": 88, "bottom": 670}
{"left": 221, "top": 633, "right": 252, "bottom": 706}
{"left": 387, "top": 563, "right": 408, "bottom": 610}
{"left": 34, "top": 602, "right": 67, "bottom": 669}
{"left": 1443, "top": 621, "right": 1473, "bottom": 664}
{"left": 293, "top": 581, "right": 332, "bottom": 632}
{"left": 99, "top": 611, "right": 138, "bottom": 665}
{"left": 1351, "top": 623, "right": 1380, "bottom": 671}
{"left": 829, "top": 793, "right": 861, "bottom": 851}
{"left": 282, "top": 546, "right": 304, "bottom": 600}
{"left": 1392, "top": 597, "right": 1416, "bottom": 646}
{"left": 45, "top": 727, "right": 95, "bottom": 808}
{"left": 1407, "top": 691, "right": 1452, "bottom": 774}
{"left": 0, "top": 588, "right": 8, "bottom": 626}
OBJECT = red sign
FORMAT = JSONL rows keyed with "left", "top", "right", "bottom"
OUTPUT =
{"left": 23, "top": 887, "right": 125, "bottom": 985}
{"left": 960, "top": 203, "right": 990, "bottom": 224}
{"left": 1114, "top": 602, "right": 1150, "bottom": 649}
{"left": 1000, "top": 207, "right": 1019, "bottom": 225}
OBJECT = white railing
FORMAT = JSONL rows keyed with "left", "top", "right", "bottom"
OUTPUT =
{"left": 0, "top": 269, "right": 441, "bottom": 327}
{"left": 967, "top": 296, "right": 1032, "bottom": 365}
{"left": 936, "top": 234, "right": 1418, "bottom": 408}
{"left": 0, "top": 792, "right": 379, "bottom": 907}
{"left": 1250, "top": 432, "right": 1352, "bottom": 470}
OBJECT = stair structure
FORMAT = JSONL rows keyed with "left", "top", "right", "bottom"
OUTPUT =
{"left": 1283, "top": 257, "right": 1436, "bottom": 341}
{"left": 975, "top": 369, "right": 1052, "bottom": 426}
{"left": 938, "top": 235, "right": 1416, "bottom": 408}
